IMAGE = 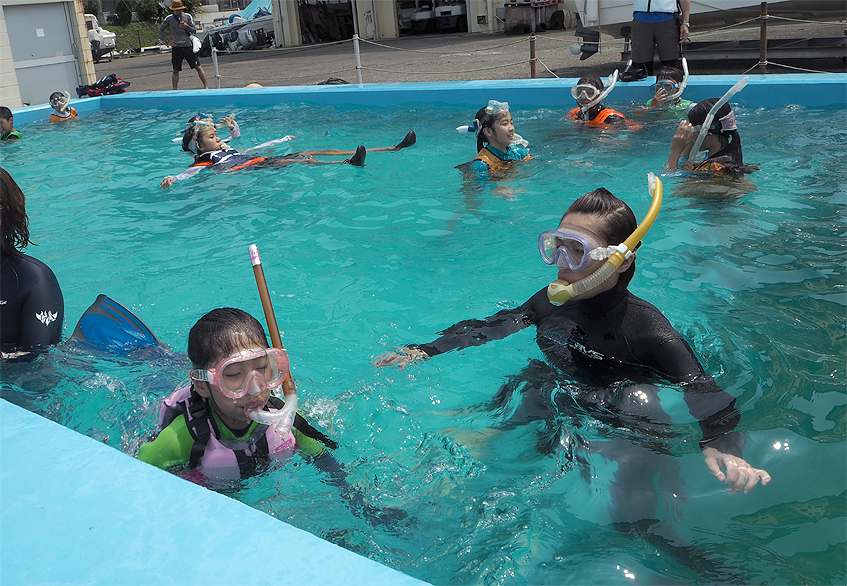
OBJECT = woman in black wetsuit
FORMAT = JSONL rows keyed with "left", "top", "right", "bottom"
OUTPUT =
{"left": 375, "top": 187, "right": 770, "bottom": 500}
{"left": 1, "top": 167, "right": 64, "bottom": 361}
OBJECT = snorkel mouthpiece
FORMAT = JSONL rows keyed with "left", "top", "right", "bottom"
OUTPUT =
{"left": 244, "top": 394, "right": 298, "bottom": 438}
{"left": 547, "top": 173, "right": 663, "bottom": 306}
{"left": 580, "top": 70, "right": 619, "bottom": 113}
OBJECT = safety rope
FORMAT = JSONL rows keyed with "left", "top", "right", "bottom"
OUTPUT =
{"left": 743, "top": 61, "right": 840, "bottom": 75}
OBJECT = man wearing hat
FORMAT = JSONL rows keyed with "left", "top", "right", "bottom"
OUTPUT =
{"left": 158, "top": 0, "right": 209, "bottom": 90}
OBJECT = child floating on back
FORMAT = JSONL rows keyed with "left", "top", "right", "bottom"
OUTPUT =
{"left": 48, "top": 91, "right": 77, "bottom": 123}
{"left": 161, "top": 113, "right": 416, "bottom": 188}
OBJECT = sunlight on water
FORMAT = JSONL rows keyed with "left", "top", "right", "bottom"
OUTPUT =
{"left": 1, "top": 99, "right": 845, "bottom": 585}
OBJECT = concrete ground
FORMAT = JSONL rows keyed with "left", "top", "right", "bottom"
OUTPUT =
{"left": 95, "top": 19, "right": 845, "bottom": 92}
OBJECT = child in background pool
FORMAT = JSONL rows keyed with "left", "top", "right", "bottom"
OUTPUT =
{"left": 376, "top": 186, "right": 771, "bottom": 501}
{"left": 48, "top": 91, "right": 77, "bottom": 123}
{"left": 568, "top": 74, "right": 641, "bottom": 130}
{"left": 160, "top": 114, "right": 416, "bottom": 188}
{"left": 456, "top": 100, "right": 531, "bottom": 181}
{"left": 633, "top": 65, "right": 693, "bottom": 119}
{"left": 138, "top": 307, "right": 405, "bottom": 524}
{"left": 665, "top": 98, "right": 759, "bottom": 174}
{"left": 0, "top": 106, "right": 22, "bottom": 140}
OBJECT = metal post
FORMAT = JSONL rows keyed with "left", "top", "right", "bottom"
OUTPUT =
{"left": 530, "top": 34, "right": 536, "bottom": 78}
{"left": 759, "top": 2, "right": 768, "bottom": 74}
{"left": 351, "top": 0, "right": 364, "bottom": 83}
{"left": 212, "top": 46, "right": 221, "bottom": 88}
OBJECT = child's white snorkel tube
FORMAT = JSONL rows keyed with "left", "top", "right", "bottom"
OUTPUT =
{"left": 581, "top": 69, "right": 619, "bottom": 113}
{"left": 245, "top": 244, "right": 297, "bottom": 437}
{"left": 688, "top": 76, "right": 748, "bottom": 165}
{"left": 667, "top": 57, "right": 689, "bottom": 101}
{"left": 547, "top": 173, "right": 663, "bottom": 306}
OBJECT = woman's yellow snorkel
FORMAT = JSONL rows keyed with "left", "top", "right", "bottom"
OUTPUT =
{"left": 246, "top": 244, "right": 298, "bottom": 436}
{"left": 546, "top": 173, "right": 663, "bottom": 306}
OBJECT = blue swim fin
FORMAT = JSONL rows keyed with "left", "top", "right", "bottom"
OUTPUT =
{"left": 70, "top": 295, "right": 165, "bottom": 352}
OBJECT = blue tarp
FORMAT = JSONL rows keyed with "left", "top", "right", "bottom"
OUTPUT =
{"left": 236, "top": 0, "right": 272, "bottom": 20}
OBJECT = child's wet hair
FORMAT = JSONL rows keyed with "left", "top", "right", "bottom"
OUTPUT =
{"left": 188, "top": 307, "right": 269, "bottom": 369}
{"left": 474, "top": 105, "right": 508, "bottom": 152}
{"left": 576, "top": 75, "right": 604, "bottom": 91}
{"left": 0, "top": 106, "right": 12, "bottom": 121}
{"left": 656, "top": 67, "right": 684, "bottom": 83}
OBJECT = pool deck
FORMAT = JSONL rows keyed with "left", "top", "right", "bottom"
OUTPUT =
{"left": 0, "top": 399, "right": 428, "bottom": 586}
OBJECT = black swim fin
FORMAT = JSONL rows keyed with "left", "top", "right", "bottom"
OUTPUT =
{"left": 69, "top": 294, "right": 166, "bottom": 352}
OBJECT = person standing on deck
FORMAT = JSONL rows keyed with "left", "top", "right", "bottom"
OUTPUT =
{"left": 158, "top": 0, "right": 209, "bottom": 90}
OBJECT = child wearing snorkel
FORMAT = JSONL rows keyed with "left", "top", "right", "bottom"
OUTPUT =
{"left": 376, "top": 182, "right": 771, "bottom": 501}
{"left": 633, "top": 63, "right": 693, "bottom": 119}
{"left": 568, "top": 73, "right": 640, "bottom": 130}
{"left": 48, "top": 91, "right": 77, "bottom": 123}
{"left": 456, "top": 100, "right": 531, "bottom": 181}
{"left": 665, "top": 97, "right": 758, "bottom": 174}
{"left": 139, "top": 307, "right": 406, "bottom": 525}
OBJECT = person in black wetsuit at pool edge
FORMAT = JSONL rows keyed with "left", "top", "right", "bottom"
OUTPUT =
{"left": 1, "top": 167, "right": 64, "bottom": 362}
{"left": 375, "top": 184, "right": 771, "bottom": 498}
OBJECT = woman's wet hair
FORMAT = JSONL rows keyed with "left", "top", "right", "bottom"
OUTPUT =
{"left": 188, "top": 307, "right": 269, "bottom": 369}
{"left": 0, "top": 167, "right": 32, "bottom": 256}
{"left": 562, "top": 188, "right": 639, "bottom": 287}
{"left": 656, "top": 66, "right": 683, "bottom": 83}
{"left": 688, "top": 98, "right": 744, "bottom": 166}
{"left": 475, "top": 105, "right": 510, "bottom": 152}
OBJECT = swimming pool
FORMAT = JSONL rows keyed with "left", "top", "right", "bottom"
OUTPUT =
{"left": 2, "top": 75, "right": 845, "bottom": 585}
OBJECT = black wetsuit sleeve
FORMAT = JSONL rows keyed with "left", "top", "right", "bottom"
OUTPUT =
{"left": 650, "top": 336, "right": 746, "bottom": 457}
{"left": 415, "top": 294, "right": 538, "bottom": 357}
{"left": 1, "top": 253, "right": 64, "bottom": 358}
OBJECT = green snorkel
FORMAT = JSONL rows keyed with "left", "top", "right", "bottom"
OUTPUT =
{"left": 547, "top": 173, "right": 663, "bottom": 306}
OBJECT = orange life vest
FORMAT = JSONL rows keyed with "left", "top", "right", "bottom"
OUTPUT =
{"left": 568, "top": 107, "right": 641, "bottom": 130}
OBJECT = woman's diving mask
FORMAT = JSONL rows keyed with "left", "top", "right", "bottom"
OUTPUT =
{"left": 539, "top": 230, "right": 622, "bottom": 271}
{"left": 572, "top": 70, "right": 619, "bottom": 112}
{"left": 456, "top": 100, "right": 510, "bottom": 135}
{"left": 546, "top": 173, "right": 663, "bottom": 306}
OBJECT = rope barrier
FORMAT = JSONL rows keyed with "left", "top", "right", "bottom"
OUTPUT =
{"left": 536, "top": 57, "right": 561, "bottom": 79}
{"left": 357, "top": 36, "right": 528, "bottom": 55}
{"left": 743, "top": 60, "right": 840, "bottom": 75}
{"left": 360, "top": 60, "right": 529, "bottom": 76}
{"left": 767, "top": 15, "right": 846, "bottom": 26}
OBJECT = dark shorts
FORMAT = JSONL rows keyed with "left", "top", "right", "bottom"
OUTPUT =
{"left": 631, "top": 17, "right": 681, "bottom": 62}
{"left": 171, "top": 45, "right": 200, "bottom": 71}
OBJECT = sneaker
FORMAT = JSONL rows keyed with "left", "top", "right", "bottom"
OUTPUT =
{"left": 346, "top": 145, "right": 366, "bottom": 167}
{"left": 393, "top": 130, "right": 416, "bottom": 151}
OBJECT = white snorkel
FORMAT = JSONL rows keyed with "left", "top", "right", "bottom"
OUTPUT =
{"left": 547, "top": 173, "right": 663, "bottom": 306}
{"left": 580, "top": 69, "right": 619, "bottom": 113}
{"left": 244, "top": 394, "right": 298, "bottom": 439}
{"left": 688, "top": 76, "right": 748, "bottom": 165}
{"left": 667, "top": 57, "right": 689, "bottom": 101}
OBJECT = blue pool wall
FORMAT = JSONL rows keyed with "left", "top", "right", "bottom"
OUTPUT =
{"left": 10, "top": 74, "right": 846, "bottom": 126}
{"left": 0, "top": 400, "right": 429, "bottom": 586}
{"left": 2, "top": 73, "right": 844, "bottom": 586}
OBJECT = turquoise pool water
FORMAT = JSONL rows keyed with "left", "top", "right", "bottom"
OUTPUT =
{"left": 1, "top": 97, "right": 845, "bottom": 585}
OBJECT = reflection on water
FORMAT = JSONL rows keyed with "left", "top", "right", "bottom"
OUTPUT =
{"left": 1, "top": 101, "right": 844, "bottom": 585}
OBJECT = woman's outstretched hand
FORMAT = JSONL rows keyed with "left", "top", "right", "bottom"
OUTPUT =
{"left": 703, "top": 447, "right": 771, "bottom": 494}
{"left": 373, "top": 346, "right": 430, "bottom": 369}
